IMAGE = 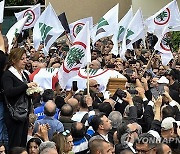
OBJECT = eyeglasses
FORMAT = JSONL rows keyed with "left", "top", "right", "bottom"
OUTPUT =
{"left": 129, "top": 129, "right": 139, "bottom": 134}
{"left": 90, "top": 84, "right": 100, "bottom": 88}
{"left": 62, "top": 130, "right": 70, "bottom": 136}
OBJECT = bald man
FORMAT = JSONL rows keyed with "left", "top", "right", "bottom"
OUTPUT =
{"left": 33, "top": 100, "right": 64, "bottom": 140}
{"left": 84, "top": 79, "right": 104, "bottom": 109}
{"left": 89, "top": 60, "right": 101, "bottom": 69}
{"left": 67, "top": 98, "right": 79, "bottom": 113}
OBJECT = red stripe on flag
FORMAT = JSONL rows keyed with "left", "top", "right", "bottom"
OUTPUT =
{"left": 29, "top": 68, "right": 41, "bottom": 81}
{"left": 52, "top": 72, "right": 59, "bottom": 90}
{"left": 73, "top": 41, "right": 86, "bottom": 49}
{"left": 62, "top": 62, "right": 80, "bottom": 73}
{"left": 78, "top": 69, "right": 109, "bottom": 79}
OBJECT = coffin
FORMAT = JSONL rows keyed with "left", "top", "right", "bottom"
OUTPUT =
{"left": 107, "top": 77, "right": 127, "bottom": 96}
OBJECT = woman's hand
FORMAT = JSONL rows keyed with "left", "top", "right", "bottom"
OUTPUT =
{"left": 27, "top": 82, "right": 38, "bottom": 88}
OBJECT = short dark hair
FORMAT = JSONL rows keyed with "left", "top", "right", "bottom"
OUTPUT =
{"left": 42, "top": 89, "right": 54, "bottom": 102}
{"left": 98, "top": 102, "right": 112, "bottom": 117}
{"left": 89, "top": 113, "right": 105, "bottom": 132}
{"left": 79, "top": 95, "right": 88, "bottom": 109}
{"left": 71, "top": 122, "right": 86, "bottom": 140}
{"left": 89, "top": 139, "right": 109, "bottom": 154}
{"left": 116, "top": 123, "right": 130, "bottom": 142}
{"left": 91, "top": 49, "right": 101, "bottom": 55}
{"left": 60, "top": 104, "right": 73, "bottom": 117}
{"left": 9, "top": 147, "right": 27, "bottom": 154}
{"left": 162, "top": 105, "right": 175, "bottom": 120}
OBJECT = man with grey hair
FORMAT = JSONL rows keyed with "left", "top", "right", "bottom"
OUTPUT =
{"left": 108, "top": 111, "right": 122, "bottom": 144}
{"left": 39, "top": 141, "right": 58, "bottom": 154}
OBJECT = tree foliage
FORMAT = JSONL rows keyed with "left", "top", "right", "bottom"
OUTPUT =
{"left": 171, "top": 31, "right": 180, "bottom": 52}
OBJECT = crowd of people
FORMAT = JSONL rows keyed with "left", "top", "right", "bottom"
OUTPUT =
{"left": 0, "top": 21, "right": 180, "bottom": 154}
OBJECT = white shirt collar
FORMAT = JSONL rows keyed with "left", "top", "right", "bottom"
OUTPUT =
{"left": 8, "top": 66, "right": 24, "bottom": 81}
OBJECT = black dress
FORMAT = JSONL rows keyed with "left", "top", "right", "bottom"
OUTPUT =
{"left": 1, "top": 69, "right": 30, "bottom": 149}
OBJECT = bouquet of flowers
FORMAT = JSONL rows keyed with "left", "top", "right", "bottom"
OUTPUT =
{"left": 26, "top": 86, "right": 44, "bottom": 96}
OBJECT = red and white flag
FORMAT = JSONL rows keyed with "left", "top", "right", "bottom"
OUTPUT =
{"left": 29, "top": 68, "right": 59, "bottom": 90}
{"left": 15, "top": 4, "right": 41, "bottom": 30}
{"left": 154, "top": 25, "right": 180, "bottom": 65}
{"left": 69, "top": 17, "right": 93, "bottom": 42}
{"left": 145, "top": 0, "right": 180, "bottom": 36}
{"left": 59, "top": 22, "right": 91, "bottom": 89}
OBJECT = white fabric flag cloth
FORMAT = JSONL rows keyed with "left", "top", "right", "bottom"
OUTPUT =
{"left": 33, "top": 3, "right": 64, "bottom": 55}
{"left": 66, "top": 69, "right": 126, "bottom": 93}
{"left": 154, "top": 25, "right": 180, "bottom": 65}
{"left": 15, "top": 4, "right": 41, "bottom": 30}
{"left": 121, "top": 9, "right": 145, "bottom": 60}
{"left": 94, "top": 4, "right": 119, "bottom": 43}
{"left": 117, "top": 6, "right": 133, "bottom": 43}
{"left": 69, "top": 17, "right": 93, "bottom": 43}
{"left": 59, "top": 22, "right": 91, "bottom": 89}
{"left": 6, "top": 16, "right": 28, "bottom": 51}
{"left": 0, "top": 0, "right": 5, "bottom": 23}
{"left": 33, "top": 68, "right": 59, "bottom": 90}
{"left": 145, "top": 0, "right": 180, "bottom": 36}
{"left": 111, "top": 6, "right": 133, "bottom": 56}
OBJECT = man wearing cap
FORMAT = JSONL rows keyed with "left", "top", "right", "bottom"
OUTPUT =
{"left": 161, "top": 117, "right": 180, "bottom": 153}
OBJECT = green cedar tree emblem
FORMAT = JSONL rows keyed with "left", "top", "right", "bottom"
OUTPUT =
{"left": 125, "top": 29, "right": 134, "bottom": 45}
{"left": 66, "top": 47, "right": 85, "bottom": 69}
{"left": 85, "top": 68, "right": 98, "bottom": 75}
{"left": 39, "top": 23, "right": 53, "bottom": 46}
{"left": 156, "top": 11, "right": 168, "bottom": 21}
{"left": 14, "top": 28, "right": 19, "bottom": 37}
{"left": 97, "top": 17, "right": 109, "bottom": 29}
{"left": 117, "top": 26, "right": 125, "bottom": 40}
{"left": 126, "top": 29, "right": 134, "bottom": 39}
{"left": 75, "top": 25, "right": 83, "bottom": 35}
{"left": 25, "top": 12, "right": 32, "bottom": 22}
{"left": 96, "top": 17, "right": 109, "bottom": 35}
{"left": 46, "top": 68, "right": 55, "bottom": 73}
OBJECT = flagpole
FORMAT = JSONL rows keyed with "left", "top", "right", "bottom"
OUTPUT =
{"left": 65, "top": 31, "right": 73, "bottom": 46}
{"left": 87, "top": 62, "right": 90, "bottom": 96}
{"left": 141, "top": 49, "right": 156, "bottom": 77}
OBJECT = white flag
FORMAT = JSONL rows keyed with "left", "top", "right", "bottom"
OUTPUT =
{"left": 111, "top": 6, "right": 133, "bottom": 55}
{"left": 94, "top": 4, "right": 119, "bottom": 43}
{"left": 145, "top": 0, "right": 180, "bottom": 36}
{"left": 154, "top": 25, "right": 180, "bottom": 65}
{"left": 0, "top": 0, "right": 5, "bottom": 23}
{"left": 15, "top": 4, "right": 41, "bottom": 30}
{"left": 6, "top": 16, "right": 28, "bottom": 51}
{"left": 58, "top": 22, "right": 91, "bottom": 89}
{"left": 69, "top": 17, "right": 93, "bottom": 42}
{"left": 117, "top": 6, "right": 133, "bottom": 42}
{"left": 121, "top": 9, "right": 145, "bottom": 60}
{"left": 33, "top": 3, "right": 64, "bottom": 55}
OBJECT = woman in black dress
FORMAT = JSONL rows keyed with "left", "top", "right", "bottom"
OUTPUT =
{"left": 1, "top": 48, "right": 37, "bottom": 149}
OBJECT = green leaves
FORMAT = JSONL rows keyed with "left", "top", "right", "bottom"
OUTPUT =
{"left": 66, "top": 47, "right": 85, "bottom": 68}
{"left": 156, "top": 11, "right": 168, "bottom": 21}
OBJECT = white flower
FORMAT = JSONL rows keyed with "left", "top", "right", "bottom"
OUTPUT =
{"left": 26, "top": 86, "right": 44, "bottom": 96}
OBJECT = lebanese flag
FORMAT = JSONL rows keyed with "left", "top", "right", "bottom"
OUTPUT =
{"left": 29, "top": 68, "right": 59, "bottom": 90}
{"left": 66, "top": 68, "right": 126, "bottom": 92}
{"left": 15, "top": 4, "right": 41, "bottom": 30}
{"left": 145, "top": 0, "right": 180, "bottom": 36}
{"left": 69, "top": 17, "right": 93, "bottom": 42}
{"left": 154, "top": 25, "right": 180, "bottom": 65}
{"left": 58, "top": 22, "right": 91, "bottom": 89}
